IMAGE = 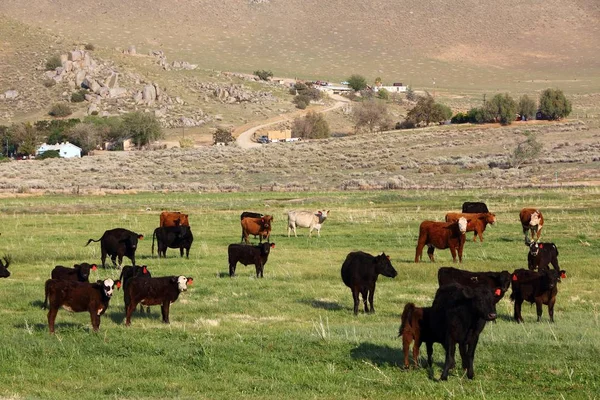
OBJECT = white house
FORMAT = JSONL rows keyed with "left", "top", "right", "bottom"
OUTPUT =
{"left": 36, "top": 142, "right": 82, "bottom": 158}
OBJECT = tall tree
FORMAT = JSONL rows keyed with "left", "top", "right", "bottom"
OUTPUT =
{"left": 352, "top": 99, "right": 390, "bottom": 133}
{"left": 347, "top": 74, "right": 368, "bottom": 92}
{"left": 538, "top": 88, "right": 571, "bottom": 120}
{"left": 517, "top": 94, "right": 537, "bottom": 120}
{"left": 405, "top": 94, "right": 451, "bottom": 126}
{"left": 486, "top": 93, "right": 517, "bottom": 125}
{"left": 120, "top": 112, "right": 163, "bottom": 148}
{"left": 291, "top": 111, "right": 330, "bottom": 139}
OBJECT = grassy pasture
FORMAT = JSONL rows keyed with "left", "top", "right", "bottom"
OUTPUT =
{"left": 0, "top": 188, "right": 599, "bottom": 399}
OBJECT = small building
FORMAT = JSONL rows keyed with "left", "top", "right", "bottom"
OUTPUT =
{"left": 266, "top": 129, "right": 292, "bottom": 142}
{"left": 36, "top": 142, "right": 82, "bottom": 158}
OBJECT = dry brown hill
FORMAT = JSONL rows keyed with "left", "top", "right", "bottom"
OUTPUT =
{"left": 1, "top": 0, "right": 599, "bottom": 89}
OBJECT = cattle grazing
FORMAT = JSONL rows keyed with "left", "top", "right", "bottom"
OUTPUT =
{"left": 240, "top": 215, "right": 273, "bottom": 244}
{"left": 0, "top": 255, "right": 12, "bottom": 278}
{"left": 85, "top": 228, "right": 144, "bottom": 268}
{"left": 159, "top": 211, "right": 190, "bottom": 228}
{"left": 152, "top": 225, "right": 194, "bottom": 258}
{"left": 510, "top": 268, "right": 566, "bottom": 323}
{"left": 520, "top": 208, "right": 544, "bottom": 241}
{"left": 228, "top": 242, "right": 275, "bottom": 278}
{"left": 437, "top": 266, "right": 512, "bottom": 303}
{"left": 287, "top": 210, "right": 330, "bottom": 237}
{"left": 399, "top": 284, "right": 497, "bottom": 379}
{"left": 119, "top": 265, "right": 152, "bottom": 313}
{"left": 415, "top": 217, "right": 468, "bottom": 263}
{"left": 125, "top": 275, "right": 193, "bottom": 326}
{"left": 445, "top": 212, "right": 496, "bottom": 242}
{"left": 340, "top": 251, "right": 397, "bottom": 315}
{"left": 526, "top": 240, "right": 560, "bottom": 273}
{"left": 462, "top": 202, "right": 489, "bottom": 214}
{"left": 44, "top": 278, "right": 120, "bottom": 334}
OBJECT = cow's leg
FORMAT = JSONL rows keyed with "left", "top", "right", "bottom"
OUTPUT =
{"left": 414, "top": 241, "right": 425, "bottom": 263}
{"left": 161, "top": 302, "right": 170, "bottom": 324}
{"left": 548, "top": 296, "right": 556, "bottom": 323}
{"left": 317, "top": 228, "right": 321, "bottom": 238}
{"left": 47, "top": 308, "right": 58, "bottom": 334}
{"left": 125, "top": 301, "right": 138, "bottom": 326}
{"left": 458, "top": 341, "right": 468, "bottom": 370}
{"left": 360, "top": 287, "right": 369, "bottom": 313}
{"left": 101, "top": 249, "right": 107, "bottom": 268}
{"left": 308, "top": 227, "right": 313, "bottom": 238}
{"left": 427, "top": 245, "right": 435, "bottom": 262}
{"left": 514, "top": 298, "right": 524, "bottom": 323}
{"left": 351, "top": 287, "right": 360, "bottom": 315}
{"left": 90, "top": 310, "right": 100, "bottom": 332}
{"left": 229, "top": 260, "right": 237, "bottom": 277}
{"left": 367, "top": 283, "right": 375, "bottom": 313}
{"left": 440, "top": 341, "right": 456, "bottom": 381}
{"left": 458, "top": 242, "right": 464, "bottom": 263}
{"left": 535, "top": 299, "right": 544, "bottom": 322}
{"left": 551, "top": 258, "right": 560, "bottom": 274}
{"left": 449, "top": 245, "right": 457, "bottom": 263}
{"left": 402, "top": 332, "right": 412, "bottom": 368}
{"left": 426, "top": 341, "right": 434, "bottom": 367}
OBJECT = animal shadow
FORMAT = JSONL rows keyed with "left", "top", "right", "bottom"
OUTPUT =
{"left": 217, "top": 272, "right": 230, "bottom": 278}
{"left": 31, "top": 300, "right": 45, "bottom": 309}
{"left": 108, "top": 308, "right": 157, "bottom": 324}
{"left": 350, "top": 342, "right": 402, "bottom": 368}
{"left": 15, "top": 321, "right": 80, "bottom": 332}
{"left": 298, "top": 298, "right": 345, "bottom": 311}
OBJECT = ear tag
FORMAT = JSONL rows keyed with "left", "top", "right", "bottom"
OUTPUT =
{"left": 560, "top": 272, "right": 566, "bottom": 279}
{"left": 512, "top": 275, "right": 518, "bottom": 281}
{"left": 188, "top": 278, "right": 194, "bottom": 285}
{"left": 91, "top": 265, "right": 97, "bottom": 271}
{"left": 539, "top": 244, "right": 544, "bottom": 249}
{"left": 116, "top": 281, "right": 122, "bottom": 289}
{"left": 494, "top": 288, "right": 501, "bottom": 296}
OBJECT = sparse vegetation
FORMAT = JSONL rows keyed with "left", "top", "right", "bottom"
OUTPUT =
{"left": 539, "top": 88, "right": 572, "bottom": 120}
{"left": 45, "top": 55, "right": 62, "bottom": 71}
{"left": 405, "top": 86, "right": 416, "bottom": 102}
{"left": 254, "top": 69, "right": 273, "bottom": 81}
{"left": 347, "top": 74, "right": 368, "bottom": 92}
{"left": 179, "top": 137, "right": 195, "bottom": 148}
{"left": 84, "top": 43, "right": 95, "bottom": 51}
{"left": 120, "top": 112, "right": 164, "bottom": 148}
{"left": 293, "top": 94, "right": 310, "bottom": 109}
{"left": 213, "top": 126, "right": 234, "bottom": 145}
{"left": 48, "top": 103, "right": 73, "bottom": 118}
{"left": 511, "top": 131, "right": 543, "bottom": 168}
{"left": 43, "top": 79, "right": 56, "bottom": 88}
{"left": 291, "top": 111, "right": 330, "bottom": 139}
{"left": 352, "top": 99, "right": 390, "bottom": 133}
{"left": 70, "top": 89, "right": 88, "bottom": 103}
{"left": 517, "top": 94, "right": 536, "bottom": 120}
{"left": 377, "top": 88, "right": 389, "bottom": 100}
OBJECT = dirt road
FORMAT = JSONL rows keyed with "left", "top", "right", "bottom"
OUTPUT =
{"left": 235, "top": 94, "right": 350, "bottom": 149}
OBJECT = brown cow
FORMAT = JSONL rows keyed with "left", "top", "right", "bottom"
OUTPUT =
{"left": 415, "top": 217, "right": 467, "bottom": 263}
{"left": 445, "top": 212, "right": 496, "bottom": 242}
{"left": 520, "top": 208, "right": 544, "bottom": 241}
{"left": 160, "top": 211, "right": 190, "bottom": 228}
{"left": 240, "top": 215, "right": 273, "bottom": 244}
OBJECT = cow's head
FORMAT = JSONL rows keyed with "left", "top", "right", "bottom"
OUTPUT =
{"left": 457, "top": 217, "right": 468, "bottom": 234}
{"left": 102, "top": 279, "right": 119, "bottom": 297}
{"left": 486, "top": 213, "right": 497, "bottom": 225}
{"left": 529, "top": 211, "right": 540, "bottom": 227}
{"left": 260, "top": 242, "right": 275, "bottom": 255}
{"left": 174, "top": 275, "right": 189, "bottom": 292}
{"left": 317, "top": 210, "right": 330, "bottom": 223}
{"left": 376, "top": 252, "right": 398, "bottom": 278}
{"left": 528, "top": 240, "right": 540, "bottom": 256}
{"left": 75, "top": 263, "right": 95, "bottom": 281}
{"left": 464, "top": 285, "right": 497, "bottom": 322}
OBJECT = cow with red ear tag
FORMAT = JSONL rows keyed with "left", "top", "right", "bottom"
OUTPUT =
{"left": 45, "top": 278, "right": 120, "bottom": 334}
{"left": 125, "top": 275, "right": 193, "bottom": 326}
{"left": 118, "top": 265, "right": 152, "bottom": 313}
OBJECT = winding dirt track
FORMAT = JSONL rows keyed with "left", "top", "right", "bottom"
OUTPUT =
{"left": 235, "top": 94, "right": 350, "bottom": 149}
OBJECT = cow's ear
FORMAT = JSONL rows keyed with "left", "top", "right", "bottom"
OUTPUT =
{"left": 91, "top": 264, "right": 97, "bottom": 271}
{"left": 96, "top": 280, "right": 103, "bottom": 284}
{"left": 138, "top": 235, "right": 144, "bottom": 240}
{"left": 512, "top": 274, "right": 518, "bottom": 281}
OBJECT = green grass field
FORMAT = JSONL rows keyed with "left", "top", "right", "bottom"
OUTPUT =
{"left": 1, "top": 188, "right": 599, "bottom": 399}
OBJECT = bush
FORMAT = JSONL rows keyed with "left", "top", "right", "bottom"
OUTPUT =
{"left": 291, "top": 111, "right": 330, "bottom": 139}
{"left": 511, "top": 131, "right": 543, "bottom": 168}
{"left": 405, "top": 95, "right": 452, "bottom": 126}
{"left": 406, "top": 86, "right": 417, "bottom": 102}
{"left": 37, "top": 150, "right": 60, "bottom": 159}
{"left": 396, "top": 120, "right": 416, "bottom": 129}
{"left": 120, "top": 112, "right": 164, "bottom": 148}
{"left": 84, "top": 43, "right": 95, "bottom": 51}
{"left": 213, "top": 127, "right": 234, "bottom": 145}
{"left": 66, "top": 122, "right": 101, "bottom": 154}
{"left": 517, "top": 95, "right": 536, "bottom": 120}
{"left": 43, "top": 79, "right": 56, "bottom": 88}
{"left": 467, "top": 107, "right": 493, "bottom": 124}
{"left": 451, "top": 112, "right": 469, "bottom": 124}
{"left": 45, "top": 55, "right": 62, "bottom": 71}
{"left": 254, "top": 70, "right": 273, "bottom": 81}
{"left": 377, "top": 88, "right": 390, "bottom": 100}
{"left": 486, "top": 93, "right": 517, "bottom": 125}
{"left": 70, "top": 89, "right": 87, "bottom": 103}
{"left": 290, "top": 83, "right": 321, "bottom": 101}
{"left": 538, "top": 88, "right": 571, "bottom": 120}
{"left": 352, "top": 99, "right": 390, "bottom": 133}
{"left": 48, "top": 103, "right": 73, "bottom": 118}
{"left": 347, "top": 74, "right": 368, "bottom": 92}
{"left": 179, "top": 138, "right": 195, "bottom": 149}
{"left": 293, "top": 95, "right": 310, "bottom": 109}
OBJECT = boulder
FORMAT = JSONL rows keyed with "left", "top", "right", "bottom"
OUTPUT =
{"left": 83, "top": 77, "right": 101, "bottom": 93}
{"left": 127, "top": 45, "right": 136, "bottom": 55}
{"left": 109, "top": 87, "right": 127, "bottom": 98}
{"left": 69, "top": 50, "right": 83, "bottom": 62}
{"left": 75, "top": 71, "right": 87, "bottom": 87}
{"left": 4, "top": 90, "right": 19, "bottom": 99}
{"left": 97, "top": 87, "right": 109, "bottom": 98}
{"left": 142, "top": 85, "right": 157, "bottom": 104}
{"left": 105, "top": 73, "right": 119, "bottom": 89}
{"left": 63, "top": 60, "right": 73, "bottom": 73}
{"left": 133, "top": 91, "right": 143, "bottom": 104}
{"left": 88, "top": 103, "right": 99, "bottom": 115}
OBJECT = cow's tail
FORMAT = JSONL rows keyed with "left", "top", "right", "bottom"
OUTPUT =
{"left": 85, "top": 238, "right": 101, "bottom": 247}
{"left": 42, "top": 280, "right": 51, "bottom": 309}
{"left": 399, "top": 303, "right": 416, "bottom": 337}
{"left": 152, "top": 229, "right": 156, "bottom": 256}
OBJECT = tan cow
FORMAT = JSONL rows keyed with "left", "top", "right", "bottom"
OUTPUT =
{"left": 287, "top": 210, "right": 330, "bottom": 237}
{"left": 445, "top": 212, "right": 496, "bottom": 242}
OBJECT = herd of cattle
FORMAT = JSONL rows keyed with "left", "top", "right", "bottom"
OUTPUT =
{"left": 0, "top": 204, "right": 568, "bottom": 380}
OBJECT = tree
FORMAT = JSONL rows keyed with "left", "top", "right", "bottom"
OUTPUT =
{"left": 254, "top": 70, "right": 273, "bottom": 81}
{"left": 377, "top": 88, "right": 390, "bottom": 100}
{"left": 9, "top": 123, "right": 40, "bottom": 156}
{"left": 352, "top": 99, "right": 389, "bottom": 133}
{"left": 120, "top": 112, "right": 163, "bottom": 148}
{"left": 66, "top": 122, "right": 102, "bottom": 154}
{"left": 405, "top": 94, "right": 451, "bottom": 126}
{"left": 374, "top": 77, "right": 382, "bottom": 87}
{"left": 538, "top": 88, "right": 571, "bottom": 120}
{"left": 291, "top": 111, "right": 330, "bottom": 139}
{"left": 293, "top": 95, "right": 310, "bottom": 109}
{"left": 406, "top": 86, "right": 417, "bottom": 102}
{"left": 511, "top": 131, "right": 543, "bottom": 169}
{"left": 486, "top": 93, "right": 517, "bottom": 125}
{"left": 467, "top": 107, "right": 493, "bottom": 124}
{"left": 347, "top": 74, "right": 368, "bottom": 92}
{"left": 517, "top": 94, "right": 536, "bottom": 121}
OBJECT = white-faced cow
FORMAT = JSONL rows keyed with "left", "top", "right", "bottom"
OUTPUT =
{"left": 520, "top": 208, "right": 544, "bottom": 241}
{"left": 526, "top": 239, "right": 560, "bottom": 273}
{"left": 287, "top": 210, "right": 329, "bottom": 237}
{"left": 86, "top": 228, "right": 144, "bottom": 268}
{"left": 44, "top": 278, "right": 120, "bottom": 334}
{"left": 341, "top": 251, "right": 397, "bottom": 315}
{"left": 125, "top": 275, "right": 193, "bottom": 326}
{"left": 415, "top": 218, "right": 468, "bottom": 263}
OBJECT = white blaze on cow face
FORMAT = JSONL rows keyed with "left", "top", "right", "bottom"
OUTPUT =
{"left": 458, "top": 217, "right": 468, "bottom": 233}
{"left": 177, "top": 276, "right": 188, "bottom": 292}
{"left": 529, "top": 212, "right": 540, "bottom": 227}
{"left": 103, "top": 279, "right": 115, "bottom": 297}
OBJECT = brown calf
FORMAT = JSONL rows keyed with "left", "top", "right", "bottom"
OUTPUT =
{"left": 519, "top": 208, "right": 544, "bottom": 241}
{"left": 445, "top": 212, "right": 496, "bottom": 242}
{"left": 241, "top": 215, "right": 273, "bottom": 244}
{"left": 415, "top": 217, "right": 468, "bottom": 263}
{"left": 160, "top": 211, "right": 190, "bottom": 228}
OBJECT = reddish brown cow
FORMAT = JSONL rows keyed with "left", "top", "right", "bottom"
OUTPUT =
{"left": 520, "top": 208, "right": 544, "bottom": 241}
{"left": 160, "top": 211, "right": 190, "bottom": 228}
{"left": 445, "top": 212, "right": 496, "bottom": 242}
{"left": 415, "top": 217, "right": 468, "bottom": 263}
{"left": 240, "top": 215, "right": 273, "bottom": 244}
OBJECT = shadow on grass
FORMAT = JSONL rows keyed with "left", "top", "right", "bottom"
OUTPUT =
{"left": 107, "top": 307, "right": 158, "bottom": 324}
{"left": 298, "top": 298, "right": 346, "bottom": 311}
{"left": 30, "top": 299, "right": 45, "bottom": 309}
{"left": 350, "top": 342, "right": 402, "bottom": 368}
{"left": 15, "top": 321, "right": 83, "bottom": 333}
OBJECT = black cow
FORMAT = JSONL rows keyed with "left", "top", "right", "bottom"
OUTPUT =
{"left": 510, "top": 268, "right": 566, "bottom": 323}
{"left": 45, "top": 278, "right": 120, "bottom": 334}
{"left": 152, "top": 226, "right": 194, "bottom": 258}
{"left": 340, "top": 251, "right": 398, "bottom": 315}
{"left": 228, "top": 242, "right": 275, "bottom": 278}
{"left": 51, "top": 263, "right": 97, "bottom": 282}
{"left": 527, "top": 241, "right": 560, "bottom": 273}
{"left": 119, "top": 265, "right": 152, "bottom": 313}
{"left": 433, "top": 283, "right": 497, "bottom": 380}
{"left": 125, "top": 275, "right": 193, "bottom": 326}
{"left": 86, "top": 228, "right": 144, "bottom": 268}
{"left": 0, "top": 255, "right": 11, "bottom": 278}
{"left": 462, "top": 202, "right": 489, "bottom": 214}
{"left": 437, "top": 266, "right": 512, "bottom": 303}
{"left": 240, "top": 211, "right": 264, "bottom": 220}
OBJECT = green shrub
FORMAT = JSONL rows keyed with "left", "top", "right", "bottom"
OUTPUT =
{"left": 84, "top": 43, "right": 95, "bottom": 51}
{"left": 347, "top": 74, "right": 368, "bottom": 91}
{"left": 292, "top": 111, "right": 330, "bottom": 139}
{"left": 293, "top": 95, "right": 310, "bottom": 109}
{"left": 486, "top": 93, "right": 517, "bottom": 125}
{"left": 45, "top": 55, "right": 62, "bottom": 71}
{"left": 517, "top": 95, "right": 536, "bottom": 120}
{"left": 37, "top": 150, "right": 60, "bottom": 159}
{"left": 213, "top": 127, "right": 234, "bottom": 145}
{"left": 70, "top": 90, "right": 87, "bottom": 103}
{"left": 179, "top": 138, "right": 195, "bottom": 148}
{"left": 377, "top": 88, "right": 390, "bottom": 100}
{"left": 538, "top": 88, "right": 571, "bottom": 120}
{"left": 451, "top": 112, "right": 469, "bottom": 124}
{"left": 43, "top": 79, "right": 56, "bottom": 88}
{"left": 48, "top": 103, "right": 73, "bottom": 118}
{"left": 254, "top": 70, "right": 273, "bottom": 81}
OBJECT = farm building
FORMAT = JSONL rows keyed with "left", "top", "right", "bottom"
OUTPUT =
{"left": 266, "top": 129, "right": 292, "bottom": 142}
{"left": 36, "top": 142, "right": 82, "bottom": 158}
